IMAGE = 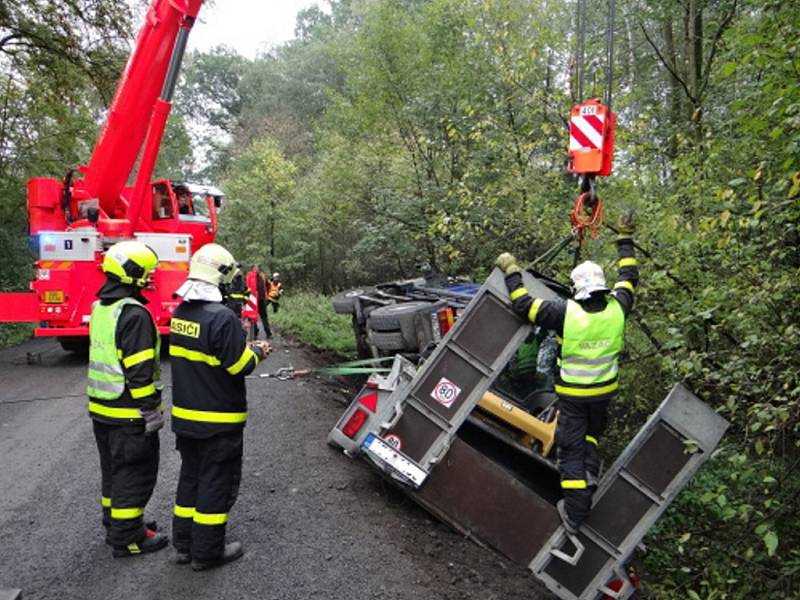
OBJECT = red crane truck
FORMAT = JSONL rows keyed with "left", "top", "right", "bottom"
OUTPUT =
{"left": 0, "top": 0, "right": 217, "bottom": 351}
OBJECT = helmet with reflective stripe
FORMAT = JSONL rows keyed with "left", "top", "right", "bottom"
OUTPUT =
{"left": 102, "top": 241, "right": 159, "bottom": 288}
{"left": 570, "top": 261, "right": 608, "bottom": 300}
{"left": 188, "top": 243, "right": 238, "bottom": 287}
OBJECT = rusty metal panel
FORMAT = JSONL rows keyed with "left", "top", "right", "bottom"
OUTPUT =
{"left": 451, "top": 294, "right": 522, "bottom": 366}
{"left": 584, "top": 478, "right": 653, "bottom": 548}
{"left": 413, "top": 439, "right": 560, "bottom": 566}
{"left": 543, "top": 533, "right": 613, "bottom": 597}
{"left": 388, "top": 406, "right": 446, "bottom": 464}
{"left": 626, "top": 423, "right": 694, "bottom": 496}
{"left": 411, "top": 348, "right": 484, "bottom": 419}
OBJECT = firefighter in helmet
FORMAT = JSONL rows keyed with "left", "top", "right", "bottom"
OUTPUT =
{"left": 169, "top": 243, "right": 271, "bottom": 570}
{"left": 495, "top": 211, "right": 638, "bottom": 533}
{"left": 88, "top": 240, "right": 167, "bottom": 558}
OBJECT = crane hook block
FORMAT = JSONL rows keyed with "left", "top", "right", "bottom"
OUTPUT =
{"left": 567, "top": 99, "right": 616, "bottom": 177}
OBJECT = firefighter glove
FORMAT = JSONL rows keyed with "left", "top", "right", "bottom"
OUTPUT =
{"left": 140, "top": 407, "right": 164, "bottom": 435}
{"left": 495, "top": 252, "right": 521, "bottom": 274}
{"left": 616, "top": 209, "right": 636, "bottom": 237}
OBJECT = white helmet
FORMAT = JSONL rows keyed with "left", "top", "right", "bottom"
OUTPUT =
{"left": 188, "top": 243, "right": 238, "bottom": 287}
{"left": 272, "top": 272, "right": 280, "bottom": 279}
{"left": 570, "top": 261, "right": 608, "bottom": 300}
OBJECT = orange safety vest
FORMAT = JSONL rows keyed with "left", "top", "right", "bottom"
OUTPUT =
{"left": 268, "top": 281, "right": 282, "bottom": 301}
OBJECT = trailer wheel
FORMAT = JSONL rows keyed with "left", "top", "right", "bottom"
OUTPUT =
{"left": 57, "top": 336, "right": 89, "bottom": 355}
{"left": 332, "top": 287, "right": 377, "bottom": 315}
{"left": 367, "top": 301, "right": 442, "bottom": 332}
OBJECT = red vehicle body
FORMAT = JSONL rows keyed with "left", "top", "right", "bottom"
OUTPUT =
{"left": 0, "top": 0, "right": 216, "bottom": 348}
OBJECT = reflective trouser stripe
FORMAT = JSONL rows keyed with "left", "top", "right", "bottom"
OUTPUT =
{"left": 528, "top": 298, "right": 543, "bottom": 323}
{"left": 585, "top": 435, "right": 598, "bottom": 446}
{"left": 127, "top": 543, "right": 141, "bottom": 554}
{"left": 619, "top": 257, "right": 637, "bottom": 267}
{"left": 130, "top": 383, "right": 156, "bottom": 399}
{"left": 194, "top": 512, "right": 228, "bottom": 525}
{"left": 555, "top": 380, "right": 619, "bottom": 397}
{"left": 111, "top": 507, "right": 144, "bottom": 519}
{"left": 172, "top": 405, "right": 247, "bottom": 424}
{"left": 101, "top": 496, "right": 111, "bottom": 508}
{"left": 615, "top": 280, "right": 634, "bottom": 292}
{"left": 170, "top": 344, "right": 221, "bottom": 366}
{"left": 561, "top": 479, "right": 588, "bottom": 490}
{"left": 226, "top": 348, "right": 257, "bottom": 375}
{"left": 122, "top": 349, "right": 155, "bottom": 368}
{"left": 88, "top": 401, "right": 143, "bottom": 420}
{"left": 510, "top": 287, "right": 528, "bottom": 301}
{"left": 174, "top": 505, "right": 196, "bottom": 519}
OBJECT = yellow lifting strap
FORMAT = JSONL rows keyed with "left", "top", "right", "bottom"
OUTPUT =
{"left": 477, "top": 391, "right": 558, "bottom": 457}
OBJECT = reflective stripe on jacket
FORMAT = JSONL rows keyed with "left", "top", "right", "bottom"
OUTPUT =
{"left": 170, "top": 300, "right": 260, "bottom": 438}
{"left": 556, "top": 297, "right": 625, "bottom": 401}
{"left": 87, "top": 298, "right": 162, "bottom": 421}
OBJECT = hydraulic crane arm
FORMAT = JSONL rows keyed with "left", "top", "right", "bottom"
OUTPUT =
{"left": 81, "top": 0, "right": 204, "bottom": 216}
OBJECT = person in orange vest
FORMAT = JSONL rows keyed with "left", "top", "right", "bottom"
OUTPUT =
{"left": 267, "top": 272, "right": 283, "bottom": 314}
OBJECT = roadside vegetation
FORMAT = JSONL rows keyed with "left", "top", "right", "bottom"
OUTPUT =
{"left": 270, "top": 292, "right": 356, "bottom": 358}
{"left": 1, "top": 1, "right": 798, "bottom": 596}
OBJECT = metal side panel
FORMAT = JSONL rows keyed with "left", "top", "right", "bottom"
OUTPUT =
{"left": 529, "top": 384, "right": 729, "bottom": 600}
{"left": 380, "top": 269, "right": 560, "bottom": 477}
{"left": 410, "top": 438, "right": 561, "bottom": 566}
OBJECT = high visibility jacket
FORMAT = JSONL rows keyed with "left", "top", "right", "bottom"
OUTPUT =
{"left": 170, "top": 300, "right": 261, "bottom": 439}
{"left": 268, "top": 281, "right": 282, "bottom": 301}
{"left": 556, "top": 298, "right": 624, "bottom": 401}
{"left": 87, "top": 297, "right": 162, "bottom": 423}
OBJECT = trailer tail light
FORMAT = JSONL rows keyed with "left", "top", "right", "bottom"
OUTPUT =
{"left": 342, "top": 408, "right": 368, "bottom": 439}
{"left": 431, "top": 307, "right": 455, "bottom": 343}
{"left": 437, "top": 307, "right": 454, "bottom": 336}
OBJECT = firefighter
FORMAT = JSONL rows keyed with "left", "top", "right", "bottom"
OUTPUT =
{"left": 246, "top": 265, "right": 271, "bottom": 338}
{"left": 267, "top": 272, "right": 283, "bottom": 314}
{"left": 87, "top": 241, "right": 167, "bottom": 557}
{"left": 169, "top": 243, "right": 272, "bottom": 570}
{"left": 223, "top": 267, "right": 249, "bottom": 318}
{"left": 495, "top": 212, "right": 638, "bottom": 533}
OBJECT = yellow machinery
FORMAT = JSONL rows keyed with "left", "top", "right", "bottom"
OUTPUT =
{"left": 477, "top": 391, "right": 557, "bottom": 457}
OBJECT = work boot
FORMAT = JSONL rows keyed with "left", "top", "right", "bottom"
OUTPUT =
{"left": 191, "top": 541, "right": 244, "bottom": 571}
{"left": 175, "top": 549, "right": 192, "bottom": 565}
{"left": 112, "top": 529, "right": 168, "bottom": 558}
{"left": 557, "top": 499, "right": 580, "bottom": 536}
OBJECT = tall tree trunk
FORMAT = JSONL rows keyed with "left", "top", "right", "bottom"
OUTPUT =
{"left": 662, "top": 17, "right": 682, "bottom": 159}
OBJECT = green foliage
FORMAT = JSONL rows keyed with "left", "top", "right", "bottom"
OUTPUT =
{"left": 270, "top": 291, "right": 356, "bottom": 357}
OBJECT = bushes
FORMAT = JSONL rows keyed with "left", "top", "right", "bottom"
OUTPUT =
{"left": 269, "top": 291, "right": 356, "bottom": 357}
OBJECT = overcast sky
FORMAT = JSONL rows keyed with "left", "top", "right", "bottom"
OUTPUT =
{"left": 188, "top": 0, "right": 324, "bottom": 58}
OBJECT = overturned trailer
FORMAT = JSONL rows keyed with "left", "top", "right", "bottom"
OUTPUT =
{"left": 328, "top": 268, "right": 728, "bottom": 600}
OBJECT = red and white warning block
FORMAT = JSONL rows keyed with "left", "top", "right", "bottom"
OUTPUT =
{"left": 567, "top": 99, "right": 616, "bottom": 176}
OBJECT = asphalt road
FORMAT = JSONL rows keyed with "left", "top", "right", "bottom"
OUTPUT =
{"left": 0, "top": 334, "right": 548, "bottom": 600}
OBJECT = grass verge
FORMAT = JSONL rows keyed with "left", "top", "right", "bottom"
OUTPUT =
{"left": 270, "top": 291, "right": 356, "bottom": 357}
{"left": 0, "top": 323, "right": 34, "bottom": 349}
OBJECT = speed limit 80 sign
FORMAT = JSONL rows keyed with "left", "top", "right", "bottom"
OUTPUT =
{"left": 430, "top": 377, "right": 462, "bottom": 409}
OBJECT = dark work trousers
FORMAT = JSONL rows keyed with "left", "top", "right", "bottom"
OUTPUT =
{"left": 270, "top": 300, "right": 279, "bottom": 314}
{"left": 257, "top": 299, "right": 272, "bottom": 338}
{"left": 93, "top": 420, "right": 160, "bottom": 546}
{"left": 173, "top": 432, "right": 243, "bottom": 561}
{"left": 555, "top": 397, "right": 610, "bottom": 524}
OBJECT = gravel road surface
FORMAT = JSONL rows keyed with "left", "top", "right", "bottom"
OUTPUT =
{"left": 0, "top": 334, "right": 549, "bottom": 600}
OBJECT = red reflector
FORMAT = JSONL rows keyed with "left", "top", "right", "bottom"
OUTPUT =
{"left": 366, "top": 381, "right": 379, "bottom": 389}
{"left": 359, "top": 391, "right": 378, "bottom": 412}
{"left": 342, "top": 408, "right": 368, "bottom": 439}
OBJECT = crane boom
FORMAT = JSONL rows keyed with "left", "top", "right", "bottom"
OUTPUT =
{"left": 82, "top": 0, "right": 203, "bottom": 214}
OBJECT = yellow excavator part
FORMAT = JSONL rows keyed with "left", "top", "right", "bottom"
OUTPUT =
{"left": 477, "top": 391, "right": 557, "bottom": 457}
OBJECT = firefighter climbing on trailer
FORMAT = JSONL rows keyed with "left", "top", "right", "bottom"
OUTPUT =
{"left": 87, "top": 241, "right": 168, "bottom": 558}
{"left": 495, "top": 210, "right": 637, "bottom": 532}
